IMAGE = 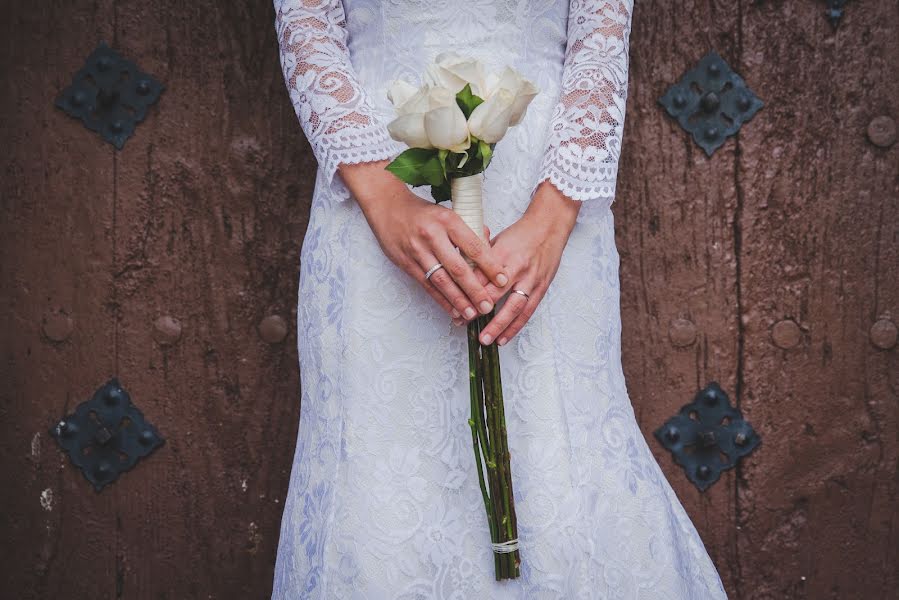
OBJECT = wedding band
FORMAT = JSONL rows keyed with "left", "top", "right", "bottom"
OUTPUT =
{"left": 511, "top": 289, "right": 530, "bottom": 300}
{"left": 424, "top": 263, "right": 444, "bottom": 280}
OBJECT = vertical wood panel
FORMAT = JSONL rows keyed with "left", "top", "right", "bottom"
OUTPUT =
{"left": 618, "top": 2, "right": 742, "bottom": 595}
{"left": 107, "top": 0, "right": 313, "bottom": 597}
{"left": 0, "top": 2, "right": 118, "bottom": 598}
{"left": 737, "top": 1, "right": 899, "bottom": 598}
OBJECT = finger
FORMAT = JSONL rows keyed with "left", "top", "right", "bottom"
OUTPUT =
{"left": 445, "top": 217, "right": 508, "bottom": 288}
{"left": 415, "top": 250, "right": 479, "bottom": 321}
{"left": 432, "top": 235, "right": 496, "bottom": 316}
{"left": 497, "top": 284, "right": 544, "bottom": 345}
{"left": 408, "top": 259, "right": 462, "bottom": 322}
{"left": 483, "top": 224, "right": 491, "bottom": 242}
{"left": 479, "top": 282, "right": 532, "bottom": 345}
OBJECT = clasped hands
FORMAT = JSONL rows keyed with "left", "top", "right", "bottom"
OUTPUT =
{"left": 340, "top": 160, "right": 580, "bottom": 346}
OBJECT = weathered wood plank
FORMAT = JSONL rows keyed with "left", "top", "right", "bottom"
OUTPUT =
{"left": 737, "top": 1, "right": 899, "bottom": 598}
{"left": 0, "top": 1, "right": 118, "bottom": 598}
{"left": 107, "top": 0, "right": 313, "bottom": 597}
{"left": 617, "top": 1, "right": 742, "bottom": 595}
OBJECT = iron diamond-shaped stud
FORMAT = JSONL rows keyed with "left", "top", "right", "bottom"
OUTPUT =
{"left": 653, "top": 382, "right": 760, "bottom": 491}
{"left": 50, "top": 378, "right": 164, "bottom": 491}
{"left": 55, "top": 42, "right": 164, "bottom": 149}
{"left": 658, "top": 51, "right": 763, "bottom": 156}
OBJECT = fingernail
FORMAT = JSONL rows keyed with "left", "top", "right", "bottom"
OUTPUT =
{"left": 496, "top": 273, "right": 508, "bottom": 286}
{"left": 497, "top": 336, "right": 508, "bottom": 346}
{"left": 451, "top": 308, "right": 461, "bottom": 318}
{"left": 464, "top": 307, "right": 477, "bottom": 320}
{"left": 479, "top": 300, "right": 493, "bottom": 314}
{"left": 481, "top": 333, "right": 493, "bottom": 345}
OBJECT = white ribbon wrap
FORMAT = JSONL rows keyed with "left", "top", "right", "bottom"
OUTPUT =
{"left": 451, "top": 173, "right": 485, "bottom": 245}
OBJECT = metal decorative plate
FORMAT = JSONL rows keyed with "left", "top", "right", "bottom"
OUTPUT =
{"left": 653, "top": 382, "right": 760, "bottom": 491}
{"left": 50, "top": 378, "right": 164, "bottom": 491}
{"left": 658, "top": 51, "right": 763, "bottom": 156}
{"left": 55, "top": 42, "right": 164, "bottom": 149}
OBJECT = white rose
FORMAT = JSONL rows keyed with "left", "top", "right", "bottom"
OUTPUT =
{"left": 483, "top": 66, "right": 539, "bottom": 126}
{"left": 424, "top": 86, "right": 471, "bottom": 152}
{"left": 467, "top": 88, "right": 515, "bottom": 143}
{"left": 425, "top": 52, "right": 487, "bottom": 96}
{"left": 387, "top": 83, "right": 471, "bottom": 152}
{"left": 386, "top": 82, "right": 434, "bottom": 148}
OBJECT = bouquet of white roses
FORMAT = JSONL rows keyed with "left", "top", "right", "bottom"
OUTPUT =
{"left": 385, "top": 52, "right": 538, "bottom": 580}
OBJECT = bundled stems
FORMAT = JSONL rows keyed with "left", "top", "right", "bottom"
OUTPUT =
{"left": 466, "top": 310, "right": 521, "bottom": 580}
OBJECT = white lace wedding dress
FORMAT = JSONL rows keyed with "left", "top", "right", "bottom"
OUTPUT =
{"left": 271, "top": 1, "right": 728, "bottom": 598}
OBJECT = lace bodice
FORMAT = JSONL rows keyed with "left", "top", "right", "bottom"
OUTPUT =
{"left": 274, "top": 0, "right": 632, "bottom": 222}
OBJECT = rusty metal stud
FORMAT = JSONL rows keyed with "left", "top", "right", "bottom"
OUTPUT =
{"left": 42, "top": 310, "right": 74, "bottom": 342}
{"left": 668, "top": 318, "right": 697, "bottom": 347}
{"left": 55, "top": 41, "right": 164, "bottom": 149}
{"left": 866, "top": 116, "right": 896, "bottom": 148}
{"left": 869, "top": 318, "right": 897, "bottom": 350}
{"left": 153, "top": 315, "right": 182, "bottom": 345}
{"left": 658, "top": 51, "right": 763, "bottom": 156}
{"left": 654, "top": 382, "right": 761, "bottom": 491}
{"left": 771, "top": 319, "right": 802, "bottom": 349}
{"left": 258, "top": 315, "right": 288, "bottom": 344}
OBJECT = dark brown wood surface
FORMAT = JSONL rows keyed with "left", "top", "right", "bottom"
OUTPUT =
{"left": 2, "top": 1, "right": 896, "bottom": 598}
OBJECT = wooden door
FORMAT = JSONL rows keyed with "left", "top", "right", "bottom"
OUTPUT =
{"left": 2, "top": 1, "right": 896, "bottom": 598}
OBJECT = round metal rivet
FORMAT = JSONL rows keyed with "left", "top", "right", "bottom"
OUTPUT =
{"left": 97, "top": 461, "right": 112, "bottom": 476}
{"left": 665, "top": 426, "right": 680, "bottom": 443}
{"left": 136, "top": 80, "right": 151, "bottom": 95}
{"left": 109, "top": 120, "right": 124, "bottom": 134}
{"left": 673, "top": 93, "right": 687, "bottom": 108}
{"left": 704, "top": 126, "right": 719, "bottom": 141}
{"left": 43, "top": 310, "right": 74, "bottom": 342}
{"left": 153, "top": 315, "right": 182, "bottom": 345}
{"left": 668, "top": 318, "right": 697, "bottom": 347}
{"left": 258, "top": 315, "right": 288, "bottom": 344}
{"left": 139, "top": 430, "right": 155, "bottom": 445}
{"left": 869, "top": 318, "right": 897, "bottom": 350}
{"left": 700, "top": 92, "right": 720, "bottom": 113}
{"left": 70, "top": 91, "right": 87, "bottom": 107}
{"left": 96, "top": 57, "right": 113, "bottom": 72}
{"left": 707, "top": 63, "right": 721, "bottom": 77}
{"left": 105, "top": 388, "right": 123, "bottom": 405}
{"left": 736, "top": 96, "right": 751, "bottom": 111}
{"left": 771, "top": 319, "right": 802, "bottom": 349}
{"left": 697, "top": 465, "right": 711, "bottom": 479}
{"left": 735, "top": 431, "right": 748, "bottom": 446}
{"left": 61, "top": 421, "right": 78, "bottom": 438}
{"left": 866, "top": 116, "right": 896, "bottom": 148}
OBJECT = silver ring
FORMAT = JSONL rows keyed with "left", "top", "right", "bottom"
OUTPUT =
{"left": 424, "top": 263, "right": 444, "bottom": 280}
{"left": 511, "top": 289, "right": 530, "bottom": 300}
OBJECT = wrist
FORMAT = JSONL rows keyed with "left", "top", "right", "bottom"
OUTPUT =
{"left": 338, "top": 159, "right": 411, "bottom": 220}
{"left": 524, "top": 180, "right": 580, "bottom": 239}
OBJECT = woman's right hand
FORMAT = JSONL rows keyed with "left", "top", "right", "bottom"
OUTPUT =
{"left": 338, "top": 159, "right": 509, "bottom": 325}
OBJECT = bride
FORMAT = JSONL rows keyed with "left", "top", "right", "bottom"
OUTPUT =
{"left": 271, "top": 1, "right": 728, "bottom": 598}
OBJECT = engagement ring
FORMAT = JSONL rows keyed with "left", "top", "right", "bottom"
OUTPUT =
{"left": 511, "top": 289, "right": 530, "bottom": 300}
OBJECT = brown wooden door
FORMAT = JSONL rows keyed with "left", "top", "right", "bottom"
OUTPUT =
{"left": 2, "top": 1, "right": 896, "bottom": 598}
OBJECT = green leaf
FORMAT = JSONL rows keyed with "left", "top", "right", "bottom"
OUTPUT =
{"left": 455, "top": 83, "right": 484, "bottom": 119}
{"left": 385, "top": 148, "right": 440, "bottom": 186}
{"left": 420, "top": 155, "right": 446, "bottom": 187}
{"left": 431, "top": 181, "right": 451, "bottom": 203}
{"left": 478, "top": 140, "right": 493, "bottom": 170}
{"left": 437, "top": 148, "right": 449, "bottom": 178}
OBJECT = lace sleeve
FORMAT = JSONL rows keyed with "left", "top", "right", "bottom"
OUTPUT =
{"left": 274, "top": 0, "right": 404, "bottom": 200}
{"left": 535, "top": 0, "right": 634, "bottom": 222}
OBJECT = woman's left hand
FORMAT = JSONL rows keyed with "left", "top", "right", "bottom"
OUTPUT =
{"left": 471, "top": 181, "right": 581, "bottom": 346}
